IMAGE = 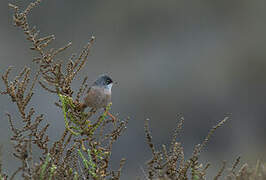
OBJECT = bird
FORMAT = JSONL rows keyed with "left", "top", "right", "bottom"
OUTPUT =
{"left": 79, "top": 74, "right": 116, "bottom": 119}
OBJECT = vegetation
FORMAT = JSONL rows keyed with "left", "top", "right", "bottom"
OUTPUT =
{"left": 1, "top": 1, "right": 265, "bottom": 179}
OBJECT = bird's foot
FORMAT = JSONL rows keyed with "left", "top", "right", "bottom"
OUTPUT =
{"left": 107, "top": 111, "right": 117, "bottom": 122}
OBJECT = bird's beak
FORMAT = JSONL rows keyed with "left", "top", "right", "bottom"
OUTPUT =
{"left": 113, "top": 81, "right": 118, "bottom": 85}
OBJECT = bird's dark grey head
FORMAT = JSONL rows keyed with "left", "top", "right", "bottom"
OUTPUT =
{"left": 93, "top": 74, "right": 113, "bottom": 87}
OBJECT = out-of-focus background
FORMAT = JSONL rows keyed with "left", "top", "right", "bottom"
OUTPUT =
{"left": 1, "top": 0, "right": 266, "bottom": 179}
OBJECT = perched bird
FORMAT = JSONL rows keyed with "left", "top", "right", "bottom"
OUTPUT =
{"left": 84, "top": 74, "right": 113, "bottom": 109}
{"left": 80, "top": 75, "right": 115, "bottom": 119}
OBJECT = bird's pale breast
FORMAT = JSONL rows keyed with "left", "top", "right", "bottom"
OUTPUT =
{"left": 84, "top": 86, "right": 111, "bottom": 109}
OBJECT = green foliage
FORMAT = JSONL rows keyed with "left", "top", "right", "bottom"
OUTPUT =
{"left": 77, "top": 149, "right": 97, "bottom": 178}
{"left": 48, "top": 164, "right": 57, "bottom": 180}
{"left": 58, "top": 94, "right": 85, "bottom": 136}
{"left": 59, "top": 93, "right": 112, "bottom": 136}
{"left": 1, "top": 1, "right": 127, "bottom": 179}
{"left": 73, "top": 172, "right": 79, "bottom": 180}
{"left": 88, "top": 102, "right": 112, "bottom": 135}
{"left": 1, "top": 0, "right": 265, "bottom": 179}
{"left": 40, "top": 154, "right": 50, "bottom": 180}
{"left": 40, "top": 153, "right": 57, "bottom": 180}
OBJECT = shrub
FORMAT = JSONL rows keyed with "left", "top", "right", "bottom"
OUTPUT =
{"left": 1, "top": 1, "right": 265, "bottom": 180}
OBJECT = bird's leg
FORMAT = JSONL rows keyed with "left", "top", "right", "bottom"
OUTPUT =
{"left": 108, "top": 112, "right": 117, "bottom": 122}
{"left": 106, "top": 111, "right": 117, "bottom": 121}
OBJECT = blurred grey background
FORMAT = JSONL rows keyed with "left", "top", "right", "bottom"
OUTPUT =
{"left": 1, "top": 0, "right": 266, "bottom": 179}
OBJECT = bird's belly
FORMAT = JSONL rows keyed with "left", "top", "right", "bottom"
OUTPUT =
{"left": 85, "top": 88, "right": 111, "bottom": 109}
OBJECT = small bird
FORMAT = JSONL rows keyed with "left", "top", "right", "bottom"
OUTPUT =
{"left": 80, "top": 74, "right": 115, "bottom": 118}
